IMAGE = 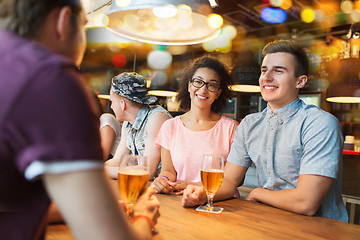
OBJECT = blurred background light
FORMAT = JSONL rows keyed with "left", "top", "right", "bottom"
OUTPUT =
{"left": 147, "top": 50, "right": 173, "bottom": 70}
{"left": 207, "top": 13, "right": 224, "bottom": 29}
{"left": 301, "top": 8, "right": 315, "bottom": 23}
{"left": 261, "top": 7, "right": 287, "bottom": 23}
{"left": 153, "top": 4, "right": 178, "bottom": 18}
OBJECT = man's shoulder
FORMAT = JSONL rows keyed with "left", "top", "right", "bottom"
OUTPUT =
{"left": 241, "top": 111, "right": 264, "bottom": 123}
{"left": 148, "top": 105, "right": 172, "bottom": 119}
{"left": 300, "top": 104, "right": 338, "bottom": 124}
{"left": 1, "top": 30, "right": 70, "bottom": 73}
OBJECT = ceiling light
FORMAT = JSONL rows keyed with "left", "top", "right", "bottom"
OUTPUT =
{"left": 105, "top": 0, "right": 221, "bottom": 45}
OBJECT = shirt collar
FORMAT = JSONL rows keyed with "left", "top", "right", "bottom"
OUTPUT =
{"left": 265, "top": 98, "right": 301, "bottom": 122}
{"left": 127, "top": 105, "right": 151, "bottom": 130}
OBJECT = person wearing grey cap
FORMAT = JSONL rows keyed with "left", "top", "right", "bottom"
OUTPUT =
{"left": 105, "top": 72, "right": 172, "bottom": 180}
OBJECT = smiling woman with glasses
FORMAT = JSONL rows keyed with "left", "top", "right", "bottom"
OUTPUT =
{"left": 152, "top": 55, "right": 239, "bottom": 195}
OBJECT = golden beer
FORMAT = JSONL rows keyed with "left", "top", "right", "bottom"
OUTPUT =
{"left": 118, "top": 169, "right": 149, "bottom": 205}
{"left": 200, "top": 169, "right": 224, "bottom": 194}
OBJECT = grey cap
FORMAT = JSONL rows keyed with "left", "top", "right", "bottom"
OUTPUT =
{"left": 111, "top": 72, "right": 157, "bottom": 104}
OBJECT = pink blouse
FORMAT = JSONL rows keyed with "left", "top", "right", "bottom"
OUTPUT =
{"left": 156, "top": 116, "right": 239, "bottom": 182}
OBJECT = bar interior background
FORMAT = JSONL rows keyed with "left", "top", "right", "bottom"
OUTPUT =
{"left": 82, "top": 0, "right": 360, "bottom": 224}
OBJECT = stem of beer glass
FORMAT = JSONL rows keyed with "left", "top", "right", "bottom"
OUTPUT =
{"left": 206, "top": 193, "right": 214, "bottom": 211}
{"left": 126, "top": 203, "right": 134, "bottom": 217}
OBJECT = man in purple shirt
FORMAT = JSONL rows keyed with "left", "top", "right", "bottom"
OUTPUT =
{"left": 0, "top": 1, "right": 159, "bottom": 239}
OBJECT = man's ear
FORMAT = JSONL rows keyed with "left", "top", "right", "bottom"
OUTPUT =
{"left": 296, "top": 75, "right": 308, "bottom": 89}
{"left": 56, "top": 6, "right": 72, "bottom": 42}
{"left": 120, "top": 99, "right": 126, "bottom": 111}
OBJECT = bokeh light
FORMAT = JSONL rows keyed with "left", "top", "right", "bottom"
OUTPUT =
{"left": 112, "top": 54, "right": 127, "bottom": 68}
{"left": 314, "top": 9, "right": 325, "bottom": 22}
{"left": 153, "top": 4, "right": 177, "bottom": 18}
{"left": 202, "top": 40, "right": 217, "bottom": 52}
{"left": 308, "top": 52, "right": 322, "bottom": 72}
{"left": 301, "top": 8, "right": 315, "bottom": 23}
{"left": 207, "top": 14, "right": 224, "bottom": 29}
{"left": 355, "top": 0, "right": 360, "bottom": 10}
{"left": 177, "top": 4, "right": 192, "bottom": 15}
{"left": 350, "top": 9, "right": 360, "bottom": 22}
{"left": 147, "top": 51, "right": 172, "bottom": 70}
{"left": 167, "top": 45, "right": 188, "bottom": 55}
{"left": 261, "top": 8, "right": 287, "bottom": 23}
{"left": 340, "top": 0, "right": 354, "bottom": 14}
{"left": 280, "top": 0, "right": 292, "bottom": 10}
{"left": 124, "top": 14, "right": 140, "bottom": 28}
{"left": 270, "top": 0, "right": 282, "bottom": 7}
{"left": 222, "top": 25, "right": 237, "bottom": 39}
{"left": 115, "top": 0, "right": 131, "bottom": 8}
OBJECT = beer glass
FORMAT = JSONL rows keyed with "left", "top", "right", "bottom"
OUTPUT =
{"left": 118, "top": 155, "right": 149, "bottom": 216}
{"left": 196, "top": 155, "right": 224, "bottom": 213}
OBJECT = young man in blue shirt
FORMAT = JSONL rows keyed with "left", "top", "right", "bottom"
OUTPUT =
{"left": 182, "top": 40, "right": 348, "bottom": 222}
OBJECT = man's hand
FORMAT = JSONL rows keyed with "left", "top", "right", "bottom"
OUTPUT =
{"left": 182, "top": 185, "right": 207, "bottom": 207}
{"left": 245, "top": 188, "right": 261, "bottom": 202}
{"left": 134, "top": 185, "right": 160, "bottom": 224}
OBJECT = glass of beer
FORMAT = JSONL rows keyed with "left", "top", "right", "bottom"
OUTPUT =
{"left": 118, "top": 155, "right": 149, "bottom": 216}
{"left": 196, "top": 155, "right": 224, "bottom": 213}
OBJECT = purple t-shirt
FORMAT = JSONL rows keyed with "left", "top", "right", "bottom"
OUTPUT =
{"left": 0, "top": 30, "right": 103, "bottom": 239}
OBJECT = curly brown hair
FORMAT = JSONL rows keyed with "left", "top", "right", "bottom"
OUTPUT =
{"left": 176, "top": 55, "right": 234, "bottom": 113}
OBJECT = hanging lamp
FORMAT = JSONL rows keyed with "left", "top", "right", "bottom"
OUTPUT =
{"left": 105, "top": 0, "right": 221, "bottom": 45}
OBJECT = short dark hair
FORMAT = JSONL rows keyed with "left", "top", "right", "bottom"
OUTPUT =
{"left": 262, "top": 40, "right": 309, "bottom": 77}
{"left": 0, "top": 0, "right": 81, "bottom": 38}
{"left": 177, "top": 55, "right": 234, "bottom": 113}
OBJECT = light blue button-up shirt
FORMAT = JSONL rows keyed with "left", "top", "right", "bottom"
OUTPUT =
{"left": 228, "top": 98, "right": 348, "bottom": 222}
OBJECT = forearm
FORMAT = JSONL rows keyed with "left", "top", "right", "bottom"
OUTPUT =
{"left": 43, "top": 169, "right": 137, "bottom": 240}
{"left": 214, "top": 177, "right": 239, "bottom": 202}
{"left": 146, "top": 155, "right": 160, "bottom": 180}
{"left": 247, "top": 188, "right": 318, "bottom": 216}
{"left": 247, "top": 175, "right": 334, "bottom": 216}
{"left": 131, "top": 218, "right": 154, "bottom": 240}
{"left": 158, "top": 170, "right": 176, "bottom": 181}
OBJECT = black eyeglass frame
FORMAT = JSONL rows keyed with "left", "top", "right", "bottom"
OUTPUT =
{"left": 190, "top": 78, "right": 220, "bottom": 92}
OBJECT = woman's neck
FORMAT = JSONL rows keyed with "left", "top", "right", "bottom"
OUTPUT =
{"left": 185, "top": 107, "right": 214, "bottom": 120}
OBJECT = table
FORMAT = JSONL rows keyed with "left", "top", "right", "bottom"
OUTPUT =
{"left": 46, "top": 181, "right": 360, "bottom": 240}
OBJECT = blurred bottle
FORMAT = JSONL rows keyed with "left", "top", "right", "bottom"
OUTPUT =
{"left": 344, "top": 135, "right": 354, "bottom": 151}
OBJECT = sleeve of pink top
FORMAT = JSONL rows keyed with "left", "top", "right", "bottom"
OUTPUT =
{"left": 229, "top": 119, "right": 240, "bottom": 143}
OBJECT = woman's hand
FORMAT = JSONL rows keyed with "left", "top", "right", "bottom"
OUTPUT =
{"left": 152, "top": 176, "right": 175, "bottom": 194}
{"left": 172, "top": 181, "right": 189, "bottom": 195}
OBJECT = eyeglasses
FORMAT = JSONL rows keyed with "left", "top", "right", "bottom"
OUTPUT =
{"left": 190, "top": 78, "right": 220, "bottom": 92}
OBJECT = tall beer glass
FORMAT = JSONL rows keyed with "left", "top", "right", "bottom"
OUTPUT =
{"left": 118, "top": 155, "right": 149, "bottom": 216}
{"left": 196, "top": 155, "right": 224, "bottom": 213}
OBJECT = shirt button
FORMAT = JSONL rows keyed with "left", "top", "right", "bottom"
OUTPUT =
{"left": 270, "top": 126, "right": 274, "bottom": 130}
{"left": 269, "top": 172, "right": 271, "bottom": 176}
{"left": 268, "top": 148, "right": 271, "bottom": 152}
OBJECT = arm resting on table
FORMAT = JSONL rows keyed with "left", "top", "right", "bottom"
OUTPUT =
{"left": 246, "top": 174, "right": 334, "bottom": 216}
{"left": 43, "top": 169, "right": 153, "bottom": 240}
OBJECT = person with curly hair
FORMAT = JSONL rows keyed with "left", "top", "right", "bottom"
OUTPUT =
{"left": 152, "top": 55, "right": 239, "bottom": 194}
